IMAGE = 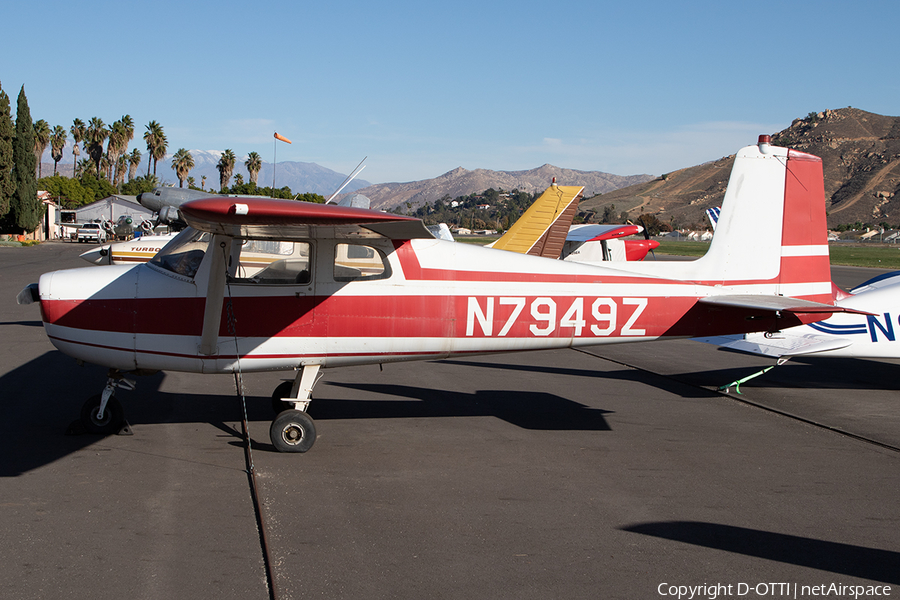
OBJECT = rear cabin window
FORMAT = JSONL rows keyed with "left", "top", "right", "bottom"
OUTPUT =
{"left": 333, "top": 243, "right": 391, "bottom": 281}
{"left": 230, "top": 240, "right": 312, "bottom": 285}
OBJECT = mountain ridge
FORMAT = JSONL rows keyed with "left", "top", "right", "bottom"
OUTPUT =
{"left": 580, "top": 108, "right": 900, "bottom": 229}
{"left": 345, "top": 165, "right": 654, "bottom": 211}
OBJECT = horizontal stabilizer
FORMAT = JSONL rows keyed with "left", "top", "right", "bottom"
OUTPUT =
{"left": 696, "top": 333, "right": 853, "bottom": 358}
{"left": 698, "top": 294, "right": 873, "bottom": 316}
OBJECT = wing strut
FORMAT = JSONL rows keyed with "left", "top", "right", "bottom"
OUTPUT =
{"left": 199, "top": 235, "right": 232, "bottom": 356}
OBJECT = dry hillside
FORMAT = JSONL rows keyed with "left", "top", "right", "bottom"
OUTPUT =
{"left": 580, "top": 108, "right": 900, "bottom": 229}
{"left": 348, "top": 165, "right": 653, "bottom": 211}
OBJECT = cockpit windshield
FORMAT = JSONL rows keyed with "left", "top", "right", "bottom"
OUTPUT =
{"left": 149, "top": 227, "right": 210, "bottom": 278}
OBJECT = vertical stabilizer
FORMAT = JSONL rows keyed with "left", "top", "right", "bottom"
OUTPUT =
{"left": 605, "top": 136, "right": 832, "bottom": 302}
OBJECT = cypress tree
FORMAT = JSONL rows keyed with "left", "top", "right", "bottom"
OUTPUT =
{"left": 11, "top": 86, "right": 41, "bottom": 233}
{"left": 0, "top": 83, "right": 13, "bottom": 218}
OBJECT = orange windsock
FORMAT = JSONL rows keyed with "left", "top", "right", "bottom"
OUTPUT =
{"left": 274, "top": 132, "right": 292, "bottom": 144}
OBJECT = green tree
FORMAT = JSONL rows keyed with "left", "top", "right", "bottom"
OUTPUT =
{"left": 106, "top": 118, "right": 128, "bottom": 181}
{"left": 143, "top": 121, "right": 158, "bottom": 176}
{"left": 11, "top": 87, "right": 41, "bottom": 232}
{"left": 38, "top": 175, "right": 92, "bottom": 207}
{"left": 217, "top": 148, "right": 236, "bottom": 191}
{"left": 79, "top": 173, "right": 117, "bottom": 201}
{"left": 115, "top": 155, "right": 128, "bottom": 187}
{"left": 143, "top": 120, "right": 166, "bottom": 176}
{"left": 233, "top": 173, "right": 244, "bottom": 186}
{"left": 120, "top": 174, "right": 159, "bottom": 196}
{"left": 245, "top": 151, "right": 262, "bottom": 185}
{"left": 171, "top": 148, "right": 194, "bottom": 188}
{"left": 0, "top": 84, "right": 14, "bottom": 218}
{"left": 32, "top": 119, "right": 50, "bottom": 178}
{"left": 85, "top": 117, "right": 108, "bottom": 180}
{"left": 70, "top": 118, "right": 85, "bottom": 176}
{"left": 120, "top": 114, "right": 134, "bottom": 159}
{"left": 50, "top": 125, "right": 67, "bottom": 176}
{"left": 127, "top": 148, "right": 142, "bottom": 182}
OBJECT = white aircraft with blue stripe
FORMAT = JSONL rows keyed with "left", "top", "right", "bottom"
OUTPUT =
{"left": 700, "top": 262, "right": 900, "bottom": 360}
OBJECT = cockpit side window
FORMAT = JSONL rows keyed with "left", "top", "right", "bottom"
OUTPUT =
{"left": 333, "top": 243, "right": 392, "bottom": 281}
{"left": 229, "top": 240, "right": 312, "bottom": 285}
{"left": 149, "top": 228, "right": 210, "bottom": 278}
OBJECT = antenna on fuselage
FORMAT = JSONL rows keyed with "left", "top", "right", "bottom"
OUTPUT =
{"left": 326, "top": 156, "right": 367, "bottom": 204}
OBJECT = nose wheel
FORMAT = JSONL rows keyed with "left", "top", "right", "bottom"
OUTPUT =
{"left": 75, "top": 371, "right": 134, "bottom": 436}
{"left": 81, "top": 395, "right": 125, "bottom": 435}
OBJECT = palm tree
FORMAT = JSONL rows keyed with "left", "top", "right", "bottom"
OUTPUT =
{"left": 85, "top": 117, "right": 108, "bottom": 179}
{"left": 143, "top": 120, "right": 165, "bottom": 176}
{"left": 106, "top": 119, "right": 127, "bottom": 181}
{"left": 152, "top": 131, "right": 168, "bottom": 176}
{"left": 245, "top": 151, "right": 262, "bottom": 185}
{"left": 201, "top": 175, "right": 207, "bottom": 190}
{"left": 171, "top": 148, "right": 195, "bottom": 188}
{"left": 33, "top": 119, "right": 50, "bottom": 178}
{"left": 115, "top": 155, "right": 128, "bottom": 187}
{"left": 217, "top": 149, "right": 236, "bottom": 191}
{"left": 187, "top": 176, "right": 195, "bottom": 188}
{"left": 50, "top": 125, "right": 67, "bottom": 176}
{"left": 234, "top": 173, "right": 244, "bottom": 186}
{"left": 128, "top": 148, "right": 142, "bottom": 181}
{"left": 120, "top": 114, "right": 134, "bottom": 154}
{"left": 70, "top": 118, "right": 85, "bottom": 176}
{"left": 77, "top": 157, "right": 95, "bottom": 177}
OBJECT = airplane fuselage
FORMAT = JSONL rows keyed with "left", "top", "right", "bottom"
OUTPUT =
{"left": 38, "top": 232, "right": 822, "bottom": 376}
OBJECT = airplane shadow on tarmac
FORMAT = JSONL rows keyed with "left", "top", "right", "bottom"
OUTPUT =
{"left": 622, "top": 521, "right": 900, "bottom": 585}
{"left": 316, "top": 382, "right": 613, "bottom": 431}
{"left": 439, "top": 358, "right": 723, "bottom": 399}
{"left": 0, "top": 350, "right": 268, "bottom": 476}
{"left": 2, "top": 350, "right": 617, "bottom": 472}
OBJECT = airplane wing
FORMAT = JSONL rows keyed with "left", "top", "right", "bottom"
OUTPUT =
{"left": 565, "top": 223, "right": 641, "bottom": 242}
{"left": 696, "top": 332, "right": 853, "bottom": 358}
{"left": 179, "top": 197, "right": 434, "bottom": 240}
{"left": 490, "top": 184, "right": 584, "bottom": 258}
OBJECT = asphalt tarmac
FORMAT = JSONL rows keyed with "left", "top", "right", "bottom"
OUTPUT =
{"left": 2, "top": 243, "right": 897, "bottom": 600}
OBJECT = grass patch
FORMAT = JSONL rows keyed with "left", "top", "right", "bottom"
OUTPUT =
{"left": 455, "top": 236, "right": 500, "bottom": 245}
{"left": 828, "top": 245, "right": 900, "bottom": 268}
{"left": 654, "top": 240, "right": 710, "bottom": 257}
{"left": 656, "top": 240, "right": 900, "bottom": 269}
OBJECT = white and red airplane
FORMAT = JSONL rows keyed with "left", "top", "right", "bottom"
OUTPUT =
{"left": 19, "top": 136, "right": 864, "bottom": 452}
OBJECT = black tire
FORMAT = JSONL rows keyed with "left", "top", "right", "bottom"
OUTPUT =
{"left": 271, "top": 381, "right": 294, "bottom": 414}
{"left": 270, "top": 410, "right": 316, "bottom": 453}
{"left": 271, "top": 381, "right": 314, "bottom": 414}
{"left": 80, "top": 395, "right": 124, "bottom": 435}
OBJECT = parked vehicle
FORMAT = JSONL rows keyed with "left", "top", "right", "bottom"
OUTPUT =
{"left": 76, "top": 223, "right": 108, "bottom": 244}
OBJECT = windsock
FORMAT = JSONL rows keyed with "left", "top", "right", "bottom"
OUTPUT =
{"left": 274, "top": 132, "right": 292, "bottom": 144}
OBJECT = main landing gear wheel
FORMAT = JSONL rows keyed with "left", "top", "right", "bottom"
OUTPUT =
{"left": 270, "top": 410, "right": 317, "bottom": 453}
{"left": 80, "top": 395, "right": 125, "bottom": 435}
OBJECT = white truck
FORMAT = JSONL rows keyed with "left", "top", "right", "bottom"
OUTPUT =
{"left": 76, "top": 223, "right": 108, "bottom": 244}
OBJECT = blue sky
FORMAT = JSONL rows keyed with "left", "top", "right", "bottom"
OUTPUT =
{"left": 2, "top": 0, "right": 897, "bottom": 183}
